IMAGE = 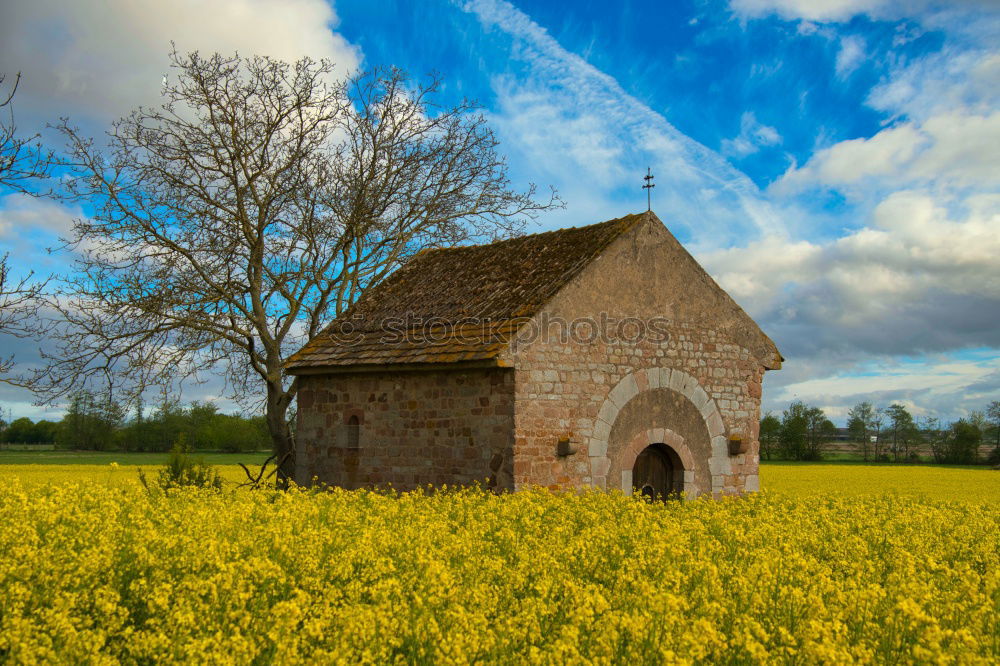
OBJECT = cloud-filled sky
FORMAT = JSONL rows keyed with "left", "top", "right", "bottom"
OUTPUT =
{"left": 0, "top": 0, "right": 997, "bottom": 424}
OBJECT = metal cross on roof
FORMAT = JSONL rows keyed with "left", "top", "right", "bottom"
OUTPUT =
{"left": 642, "top": 167, "right": 655, "bottom": 212}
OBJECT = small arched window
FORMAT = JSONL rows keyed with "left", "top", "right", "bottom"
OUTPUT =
{"left": 347, "top": 415, "right": 360, "bottom": 449}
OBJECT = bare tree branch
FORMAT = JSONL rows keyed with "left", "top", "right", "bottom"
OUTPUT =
{"left": 0, "top": 74, "right": 52, "bottom": 376}
{"left": 18, "top": 49, "right": 561, "bottom": 481}
{"left": 0, "top": 72, "right": 54, "bottom": 193}
{"left": 0, "top": 253, "right": 48, "bottom": 375}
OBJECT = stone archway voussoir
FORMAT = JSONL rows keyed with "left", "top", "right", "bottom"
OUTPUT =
{"left": 607, "top": 373, "right": 639, "bottom": 410}
{"left": 588, "top": 367, "right": 725, "bottom": 491}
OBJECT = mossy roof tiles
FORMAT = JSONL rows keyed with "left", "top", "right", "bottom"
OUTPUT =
{"left": 286, "top": 213, "right": 647, "bottom": 371}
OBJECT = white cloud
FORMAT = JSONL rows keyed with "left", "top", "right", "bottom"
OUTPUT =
{"left": 0, "top": 194, "right": 84, "bottom": 276}
{"left": 0, "top": 1, "right": 364, "bottom": 421}
{"left": 835, "top": 35, "right": 866, "bottom": 78}
{"left": 868, "top": 48, "right": 1000, "bottom": 122}
{"left": 773, "top": 111, "right": 1000, "bottom": 193}
{"left": 705, "top": 190, "right": 1000, "bottom": 361}
{"left": 722, "top": 111, "right": 782, "bottom": 157}
{"left": 910, "top": 112, "right": 1000, "bottom": 186}
{"left": 0, "top": 0, "right": 361, "bottom": 134}
{"left": 729, "top": 0, "right": 1000, "bottom": 23}
{"left": 758, "top": 13, "right": 1000, "bottom": 420}
{"left": 458, "top": 0, "right": 786, "bottom": 246}
{"left": 772, "top": 123, "right": 925, "bottom": 192}
{"left": 461, "top": 0, "right": 999, "bottom": 424}
{"left": 1, "top": 0, "right": 993, "bottom": 424}
{"left": 730, "top": 0, "right": 891, "bottom": 22}
{"left": 0, "top": 193, "right": 78, "bottom": 242}
{"left": 0, "top": 193, "right": 146, "bottom": 273}
{"left": 762, "top": 352, "right": 1000, "bottom": 422}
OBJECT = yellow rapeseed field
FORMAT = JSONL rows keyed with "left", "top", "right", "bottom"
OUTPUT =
{"left": 1, "top": 466, "right": 998, "bottom": 663}
{"left": 762, "top": 463, "right": 1000, "bottom": 504}
{"left": 0, "top": 464, "right": 252, "bottom": 488}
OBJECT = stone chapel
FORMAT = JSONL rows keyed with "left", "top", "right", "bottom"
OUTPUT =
{"left": 286, "top": 211, "right": 782, "bottom": 499}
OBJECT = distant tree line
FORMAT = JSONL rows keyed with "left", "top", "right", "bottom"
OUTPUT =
{"left": 758, "top": 401, "right": 837, "bottom": 462}
{"left": 760, "top": 400, "right": 1000, "bottom": 465}
{"left": 0, "top": 391, "right": 270, "bottom": 453}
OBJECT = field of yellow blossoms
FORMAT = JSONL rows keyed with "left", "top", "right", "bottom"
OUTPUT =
{"left": 1, "top": 466, "right": 998, "bottom": 663}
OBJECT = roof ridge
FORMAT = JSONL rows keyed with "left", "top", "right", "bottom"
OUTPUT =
{"left": 419, "top": 211, "right": 648, "bottom": 256}
{"left": 286, "top": 211, "right": 655, "bottom": 371}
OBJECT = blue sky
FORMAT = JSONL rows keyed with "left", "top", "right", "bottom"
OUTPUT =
{"left": 0, "top": 0, "right": 998, "bottom": 424}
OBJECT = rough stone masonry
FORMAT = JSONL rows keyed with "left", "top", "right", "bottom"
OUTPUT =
{"left": 287, "top": 211, "right": 782, "bottom": 499}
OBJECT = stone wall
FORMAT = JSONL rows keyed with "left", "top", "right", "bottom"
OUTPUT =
{"left": 509, "top": 326, "right": 764, "bottom": 498}
{"left": 504, "top": 218, "right": 772, "bottom": 498}
{"left": 294, "top": 367, "right": 516, "bottom": 491}
{"left": 606, "top": 385, "right": 712, "bottom": 494}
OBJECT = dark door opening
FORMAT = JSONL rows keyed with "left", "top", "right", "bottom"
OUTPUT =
{"left": 632, "top": 444, "right": 679, "bottom": 501}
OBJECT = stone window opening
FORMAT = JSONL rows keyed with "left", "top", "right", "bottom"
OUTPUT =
{"left": 346, "top": 415, "right": 360, "bottom": 449}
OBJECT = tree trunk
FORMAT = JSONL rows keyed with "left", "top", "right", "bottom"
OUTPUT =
{"left": 264, "top": 382, "right": 295, "bottom": 486}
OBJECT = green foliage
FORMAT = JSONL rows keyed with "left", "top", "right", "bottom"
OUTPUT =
{"left": 779, "top": 403, "right": 807, "bottom": 459}
{"left": 778, "top": 401, "right": 835, "bottom": 461}
{"left": 56, "top": 391, "right": 124, "bottom": 450}
{"left": 121, "top": 398, "right": 187, "bottom": 452}
{"left": 198, "top": 414, "right": 268, "bottom": 453}
{"left": 886, "top": 403, "right": 919, "bottom": 462}
{"left": 926, "top": 418, "right": 979, "bottom": 464}
{"left": 19, "top": 394, "right": 270, "bottom": 452}
{"left": 3, "top": 417, "right": 39, "bottom": 443}
{"left": 942, "top": 419, "right": 982, "bottom": 465}
{"left": 1, "top": 417, "right": 59, "bottom": 444}
{"left": 987, "top": 401, "right": 1000, "bottom": 455}
{"left": 115, "top": 398, "right": 269, "bottom": 453}
{"left": 921, "top": 417, "right": 946, "bottom": 463}
{"left": 140, "top": 434, "right": 223, "bottom": 492}
{"left": 847, "top": 401, "right": 874, "bottom": 461}
{"left": 32, "top": 420, "right": 59, "bottom": 444}
{"left": 869, "top": 408, "right": 887, "bottom": 460}
{"left": 758, "top": 412, "right": 781, "bottom": 461}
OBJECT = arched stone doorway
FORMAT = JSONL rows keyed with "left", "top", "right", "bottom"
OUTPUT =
{"left": 632, "top": 443, "right": 684, "bottom": 501}
{"left": 587, "top": 368, "right": 729, "bottom": 498}
{"left": 618, "top": 427, "right": 697, "bottom": 498}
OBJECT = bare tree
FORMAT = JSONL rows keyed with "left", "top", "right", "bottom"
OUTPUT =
{"left": 987, "top": 401, "right": 1000, "bottom": 452}
{"left": 1, "top": 73, "right": 50, "bottom": 191}
{"left": 870, "top": 407, "right": 886, "bottom": 461}
{"left": 0, "top": 254, "right": 47, "bottom": 374}
{"left": 0, "top": 73, "right": 49, "bottom": 373}
{"left": 846, "top": 401, "right": 874, "bottom": 461}
{"left": 20, "top": 49, "right": 559, "bottom": 480}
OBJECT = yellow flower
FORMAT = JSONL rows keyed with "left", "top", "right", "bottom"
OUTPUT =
{"left": 0, "top": 467, "right": 996, "bottom": 662}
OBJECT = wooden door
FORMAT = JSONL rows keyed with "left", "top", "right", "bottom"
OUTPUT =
{"left": 632, "top": 445, "right": 675, "bottom": 501}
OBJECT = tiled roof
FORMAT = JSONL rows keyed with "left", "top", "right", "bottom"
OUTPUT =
{"left": 286, "top": 213, "right": 647, "bottom": 371}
